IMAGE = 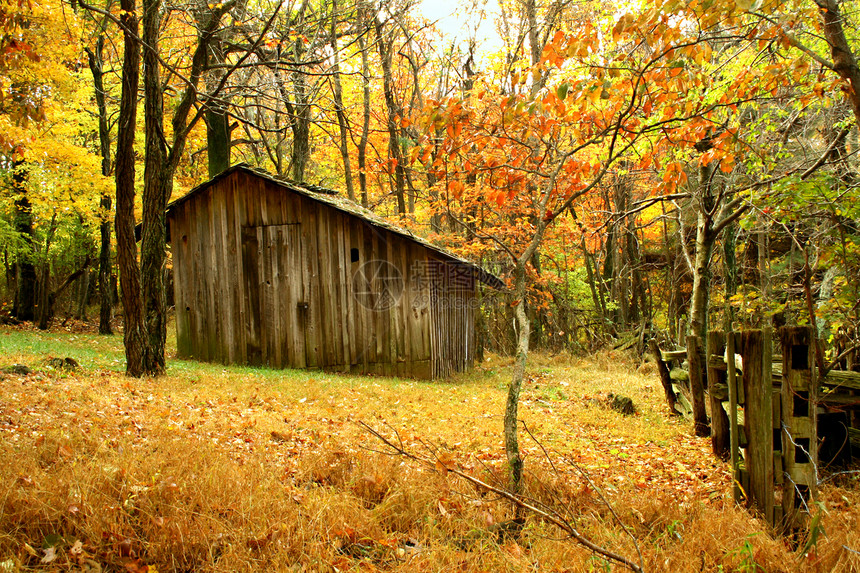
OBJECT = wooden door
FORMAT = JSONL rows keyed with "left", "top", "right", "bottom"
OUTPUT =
{"left": 242, "top": 224, "right": 306, "bottom": 368}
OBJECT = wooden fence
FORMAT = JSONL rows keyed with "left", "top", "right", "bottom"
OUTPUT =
{"left": 654, "top": 326, "right": 860, "bottom": 531}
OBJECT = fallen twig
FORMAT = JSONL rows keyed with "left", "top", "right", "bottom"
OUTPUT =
{"left": 359, "top": 421, "right": 645, "bottom": 573}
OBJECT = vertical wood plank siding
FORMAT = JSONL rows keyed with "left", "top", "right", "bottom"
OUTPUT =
{"left": 169, "top": 169, "right": 477, "bottom": 378}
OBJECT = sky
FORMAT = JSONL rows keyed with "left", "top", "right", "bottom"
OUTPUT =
{"left": 416, "top": 0, "right": 504, "bottom": 57}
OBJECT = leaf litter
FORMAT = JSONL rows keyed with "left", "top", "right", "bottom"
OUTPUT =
{"left": 0, "top": 333, "right": 858, "bottom": 571}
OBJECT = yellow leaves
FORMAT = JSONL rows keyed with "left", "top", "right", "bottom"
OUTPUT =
{"left": 613, "top": 13, "right": 636, "bottom": 42}
{"left": 693, "top": 42, "right": 712, "bottom": 65}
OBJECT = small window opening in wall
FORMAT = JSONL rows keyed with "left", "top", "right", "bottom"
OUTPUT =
{"left": 793, "top": 391, "right": 810, "bottom": 417}
{"left": 351, "top": 248, "right": 360, "bottom": 263}
{"left": 791, "top": 345, "right": 809, "bottom": 370}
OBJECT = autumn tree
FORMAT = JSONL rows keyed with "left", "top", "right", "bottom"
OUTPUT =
{"left": 1, "top": 0, "right": 112, "bottom": 328}
{"left": 418, "top": 0, "right": 829, "bottom": 495}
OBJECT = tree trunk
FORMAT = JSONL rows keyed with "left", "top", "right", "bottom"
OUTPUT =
{"left": 689, "top": 163, "right": 717, "bottom": 341}
{"left": 357, "top": 25, "right": 370, "bottom": 207}
{"left": 36, "top": 213, "right": 58, "bottom": 330}
{"left": 115, "top": 0, "right": 148, "bottom": 376}
{"left": 140, "top": 0, "right": 168, "bottom": 375}
{"left": 505, "top": 260, "right": 529, "bottom": 508}
{"left": 288, "top": 68, "right": 311, "bottom": 182}
{"left": 98, "top": 192, "right": 113, "bottom": 334}
{"left": 687, "top": 165, "right": 718, "bottom": 437}
{"left": 330, "top": 0, "right": 355, "bottom": 201}
{"left": 88, "top": 35, "right": 114, "bottom": 335}
{"left": 373, "top": 16, "right": 407, "bottom": 215}
{"left": 206, "top": 107, "right": 230, "bottom": 177}
{"left": 815, "top": 0, "right": 860, "bottom": 127}
{"left": 11, "top": 162, "right": 37, "bottom": 322}
{"left": 76, "top": 267, "right": 90, "bottom": 320}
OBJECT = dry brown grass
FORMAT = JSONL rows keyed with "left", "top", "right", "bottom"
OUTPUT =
{"left": 0, "top": 329, "right": 858, "bottom": 572}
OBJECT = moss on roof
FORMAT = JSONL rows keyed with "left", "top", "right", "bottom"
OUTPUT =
{"left": 166, "top": 163, "right": 504, "bottom": 289}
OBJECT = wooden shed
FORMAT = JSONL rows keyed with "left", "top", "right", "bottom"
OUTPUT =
{"left": 166, "top": 164, "right": 502, "bottom": 379}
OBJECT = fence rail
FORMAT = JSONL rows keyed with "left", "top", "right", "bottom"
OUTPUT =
{"left": 652, "top": 326, "right": 860, "bottom": 532}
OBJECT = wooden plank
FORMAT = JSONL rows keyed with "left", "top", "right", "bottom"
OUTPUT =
{"left": 341, "top": 215, "right": 356, "bottom": 368}
{"left": 661, "top": 349, "right": 688, "bottom": 361}
{"left": 741, "top": 329, "right": 774, "bottom": 523}
{"left": 780, "top": 326, "right": 818, "bottom": 531}
{"left": 191, "top": 199, "right": 206, "bottom": 360}
{"left": 349, "top": 221, "right": 367, "bottom": 370}
{"left": 332, "top": 213, "right": 348, "bottom": 370}
{"left": 708, "top": 331, "right": 730, "bottom": 459}
{"left": 708, "top": 354, "right": 727, "bottom": 370}
{"left": 372, "top": 228, "right": 387, "bottom": 365}
{"left": 223, "top": 175, "right": 240, "bottom": 364}
{"left": 211, "top": 188, "right": 229, "bottom": 363}
{"left": 261, "top": 226, "right": 278, "bottom": 365}
{"left": 398, "top": 235, "right": 412, "bottom": 370}
{"left": 362, "top": 222, "right": 378, "bottom": 366}
{"left": 686, "top": 335, "right": 710, "bottom": 437}
{"left": 725, "top": 331, "right": 741, "bottom": 501}
{"left": 387, "top": 234, "right": 403, "bottom": 367}
{"left": 202, "top": 189, "right": 219, "bottom": 362}
{"left": 171, "top": 204, "right": 192, "bottom": 357}
{"left": 301, "top": 199, "right": 320, "bottom": 368}
{"left": 241, "top": 226, "right": 262, "bottom": 366}
{"left": 773, "top": 364, "right": 860, "bottom": 391}
{"left": 288, "top": 225, "right": 306, "bottom": 368}
{"left": 231, "top": 172, "right": 248, "bottom": 364}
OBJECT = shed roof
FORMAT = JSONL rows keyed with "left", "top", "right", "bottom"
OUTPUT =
{"left": 166, "top": 164, "right": 504, "bottom": 289}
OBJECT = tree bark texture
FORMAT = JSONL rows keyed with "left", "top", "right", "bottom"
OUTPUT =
{"left": 12, "top": 163, "right": 37, "bottom": 322}
{"left": 815, "top": 0, "right": 860, "bottom": 127}
{"left": 505, "top": 261, "right": 529, "bottom": 506}
{"left": 115, "top": 0, "right": 148, "bottom": 376}
{"left": 357, "top": 18, "right": 370, "bottom": 207}
{"left": 330, "top": 0, "right": 355, "bottom": 201}
{"left": 86, "top": 35, "right": 114, "bottom": 335}
{"left": 141, "top": 0, "right": 168, "bottom": 375}
{"left": 374, "top": 16, "right": 407, "bottom": 215}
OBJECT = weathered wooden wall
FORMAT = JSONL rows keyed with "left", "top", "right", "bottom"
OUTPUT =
{"left": 170, "top": 168, "right": 476, "bottom": 378}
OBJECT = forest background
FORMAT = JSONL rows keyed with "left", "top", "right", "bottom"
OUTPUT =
{"left": 2, "top": 0, "right": 860, "bottom": 386}
{"left": 4, "top": 0, "right": 860, "bottom": 569}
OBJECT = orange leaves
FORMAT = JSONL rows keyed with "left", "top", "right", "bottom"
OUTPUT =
{"left": 445, "top": 121, "right": 462, "bottom": 140}
{"left": 662, "top": 161, "right": 688, "bottom": 192}
{"left": 447, "top": 180, "right": 464, "bottom": 198}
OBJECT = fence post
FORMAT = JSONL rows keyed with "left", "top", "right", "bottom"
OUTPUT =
{"left": 780, "top": 326, "right": 818, "bottom": 531}
{"left": 741, "top": 329, "right": 775, "bottom": 523}
{"left": 707, "top": 330, "right": 730, "bottom": 459}
{"left": 687, "top": 334, "right": 710, "bottom": 437}
{"left": 726, "top": 329, "right": 741, "bottom": 502}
